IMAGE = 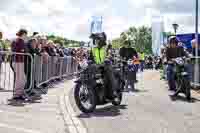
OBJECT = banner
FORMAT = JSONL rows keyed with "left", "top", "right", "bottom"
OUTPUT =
{"left": 152, "top": 16, "right": 164, "bottom": 56}
{"left": 90, "top": 16, "right": 103, "bottom": 34}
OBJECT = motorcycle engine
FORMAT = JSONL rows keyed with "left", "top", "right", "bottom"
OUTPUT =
{"left": 96, "top": 78, "right": 104, "bottom": 84}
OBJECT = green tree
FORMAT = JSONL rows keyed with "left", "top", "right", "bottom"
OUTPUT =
{"left": 114, "top": 26, "right": 152, "bottom": 54}
{"left": 46, "top": 34, "right": 82, "bottom": 47}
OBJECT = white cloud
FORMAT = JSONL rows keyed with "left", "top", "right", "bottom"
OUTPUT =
{"left": 0, "top": 0, "right": 198, "bottom": 41}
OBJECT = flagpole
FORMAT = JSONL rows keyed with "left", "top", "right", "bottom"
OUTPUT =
{"left": 101, "top": 16, "right": 103, "bottom": 32}
{"left": 195, "top": 0, "right": 199, "bottom": 85}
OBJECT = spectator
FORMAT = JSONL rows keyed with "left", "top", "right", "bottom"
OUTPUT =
{"left": 33, "top": 32, "right": 39, "bottom": 37}
{"left": 139, "top": 52, "right": 145, "bottom": 72}
{"left": 46, "top": 40, "right": 56, "bottom": 56}
{"left": 0, "top": 32, "right": 5, "bottom": 70}
{"left": 11, "top": 29, "right": 28, "bottom": 100}
{"left": 56, "top": 43, "right": 65, "bottom": 57}
{"left": 40, "top": 38, "right": 49, "bottom": 85}
{"left": 119, "top": 39, "right": 138, "bottom": 89}
{"left": 40, "top": 37, "right": 49, "bottom": 63}
{"left": 24, "top": 38, "right": 37, "bottom": 93}
{"left": 119, "top": 41, "right": 138, "bottom": 60}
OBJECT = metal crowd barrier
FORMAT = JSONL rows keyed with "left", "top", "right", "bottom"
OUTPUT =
{"left": 34, "top": 55, "right": 77, "bottom": 88}
{"left": 0, "top": 51, "right": 33, "bottom": 97}
{"left": 0, "top": 51, "right": 78, "bottom": 98}
{"left": 190, "top": 57, "right": 200, "bottom": 87}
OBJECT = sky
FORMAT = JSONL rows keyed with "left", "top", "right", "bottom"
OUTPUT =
{"left": 0, "top": 0, "right": 199, "bottom": 41}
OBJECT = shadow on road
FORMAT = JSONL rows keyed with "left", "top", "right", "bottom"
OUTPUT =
{"left": 124, "top": 89, "right": 148, "bottom": 93}
{"left": 169, "top": 95, "right": 200, "bottom": 103}
{"left": 0, "top": 88, "right": 12, "bottom": 92}
{"left": 133, "top": 89, "right": 148, "bottom": 93}
{"left": 7, "top": 100, "right": 26, "bottom": 107}
{"left": 7, "top": 97, "right": 42, "bottom": 107}
{"left": 77, "top": 104, "right": 128, "bottom": 118}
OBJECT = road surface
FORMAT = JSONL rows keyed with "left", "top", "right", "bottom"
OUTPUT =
{"left": 69, "top": 70, "right": 200, "bottom": 133}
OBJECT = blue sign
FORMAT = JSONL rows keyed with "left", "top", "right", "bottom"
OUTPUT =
{"left": 175, "top": 33, "right": 200, "bottom": 49}
{"left": 90, "top": 16, "right": 103, "bottom": 34}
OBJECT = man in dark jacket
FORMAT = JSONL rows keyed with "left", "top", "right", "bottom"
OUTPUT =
{"left": 24, "top": 38, "right": 38, "bottom": 94}
{"left": 166, "top": 36, "right": 190, "bottom": 91}
{"left": 119, "top": 41, "right": 138, "bottom": 60}
{"left": 119, "top": 40, "right": 138, "bottom": 91}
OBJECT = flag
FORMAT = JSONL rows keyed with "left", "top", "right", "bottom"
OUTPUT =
{"left": 90, "top": 16, "right": 103, "bottom": 34}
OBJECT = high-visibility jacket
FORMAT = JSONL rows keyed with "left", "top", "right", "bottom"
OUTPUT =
{"left": 92, "top": 47, "right": 106, "bottom": 64}
{"left": 140, "top": 53, "right": 145, "bottom": 61}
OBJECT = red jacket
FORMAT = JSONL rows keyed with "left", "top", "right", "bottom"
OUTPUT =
{"left": 11, "top": 38, "right": 25, "bottom": 62}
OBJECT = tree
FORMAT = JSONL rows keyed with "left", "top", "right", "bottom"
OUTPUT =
{"left": 46, "top": 34, "right": 82, "bottom": 47}
{"left": 135, "top": 26, "right": 152, "bottom": 54}
{"left": 113, "top": 26, "right": 152, "bottom": 54}
{"left": 112, "top": 38, "right": 121, "bottom": 49}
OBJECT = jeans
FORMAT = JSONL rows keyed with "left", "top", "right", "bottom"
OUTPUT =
{"left": 140, "top": 61, "right": 144, "bottom": 72}
{"left": 167, "top": 64, "right": 191, "bottom": 90}
{"left": 135, "top": 64, "right": 139, "bottom": 72}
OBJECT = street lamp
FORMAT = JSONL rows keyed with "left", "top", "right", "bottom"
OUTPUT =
{"left": 172, "top": 23, "right": 179, "bottom": 35}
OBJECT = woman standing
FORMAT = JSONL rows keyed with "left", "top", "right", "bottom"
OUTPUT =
{"left": 11, "top": 29, "right": 27, "bottom": 100}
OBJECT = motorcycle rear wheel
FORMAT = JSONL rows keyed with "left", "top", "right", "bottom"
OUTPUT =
{"left": 74, "top": 83, "right": 97, "bottom": 113}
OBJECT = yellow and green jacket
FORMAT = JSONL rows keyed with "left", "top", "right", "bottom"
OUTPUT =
{"left": 91, "top": 47, "right": 106, "bottom": 64}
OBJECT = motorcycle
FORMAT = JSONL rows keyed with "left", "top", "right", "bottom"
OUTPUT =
{"left": 74, "top": 59, "right": 125, "bottom": 113}
{"left": 172, "top": 57, "right": 191, "bottom": 100}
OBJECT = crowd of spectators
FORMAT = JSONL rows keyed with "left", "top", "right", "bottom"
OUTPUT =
{"left": 0, "top": 29, "right": 89, "bottom": 101}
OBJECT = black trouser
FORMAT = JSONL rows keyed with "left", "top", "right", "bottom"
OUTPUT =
{"left": 102, "top": 64, "right": 118, "bottom": 98}
{"left": 24, "top": 57, "right": 32, "bottom": 92}
{"left": 10, "top": 60, "right": 16, "bottom": 89}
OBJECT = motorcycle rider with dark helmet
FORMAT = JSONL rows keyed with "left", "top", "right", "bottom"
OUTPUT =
{"left": 89, "top": 32, "right": 118, "bottom": 99}
{"left": 166, "top": 36, "right": 191, "bottom": 92}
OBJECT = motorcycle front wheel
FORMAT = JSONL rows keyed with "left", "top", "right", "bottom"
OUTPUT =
{"left": 183, "top": 78, "right": 191, "bottom": 100}
{"left": 112, "top": 92, "right": 122, "bottom": 106}
{"left": 112, "top": 80, "right": 123, "bottom": 106}
{"left": 74, "top": 83, "right": 97, "bottom": 113}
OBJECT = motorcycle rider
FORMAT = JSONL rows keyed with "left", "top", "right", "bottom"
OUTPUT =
{"left": 166, "top": 36, "right": 191, "bottom": 92}
{"left": 119, "top": 38, "right": 138, "bottom": 80}
{"left": 89, "top": 32, "right": 118, "bottom": 99}
{"left": 119, "top": 38, "right": 138, "bottom": 91}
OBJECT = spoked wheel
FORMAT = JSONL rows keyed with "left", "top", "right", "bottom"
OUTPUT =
{"left": 74, "top": 83, "right": 97, "bottom": 113}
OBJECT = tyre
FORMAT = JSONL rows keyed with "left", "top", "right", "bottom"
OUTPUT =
{"left": 112, "top": 92, "right": 122, "bottom": 106}
{"left": 183, "top": 78, "right": 191, "bottom": 100}
{"left": 112, "top": 80, "right": 123, "bottom": 106}
{"left": 74, "top": 83, "right": 97, "bottom": 113}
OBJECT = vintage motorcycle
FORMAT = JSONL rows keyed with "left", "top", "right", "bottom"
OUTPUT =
{"left": 172, "top": 57, "right": 191, "bottom": 101}
{"left": 74, "top": 59, "right": 125, "bottom": 113}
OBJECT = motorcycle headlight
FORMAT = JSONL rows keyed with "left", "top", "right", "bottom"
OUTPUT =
{"left": 127, "top": 60, "right": 132, "bottom": 65}
{"left": 176, "top": 59, "right": 184, "bottom": 66}
{"left": 79, "top": 60, "right": 88, "bottom": 69}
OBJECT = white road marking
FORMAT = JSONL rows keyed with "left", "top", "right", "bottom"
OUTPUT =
{"left": 59, "top": 81, "right": 87, "bottom": 133}
{"left": 0, "top": 123, "right": 42, "bottom": 133}
{"left": 0, "top": 110, "right": 36, "bottom": 120}
{"left": 59, "top": 95, "right": 77, "bottom": 132}
{"left": 65, "top": 95, "right": 87, "bottom": 133}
